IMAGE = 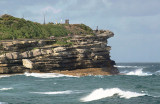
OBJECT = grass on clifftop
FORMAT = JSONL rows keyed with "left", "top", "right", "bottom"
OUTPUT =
{"left": 0, "top": 14, "right": 93, "bottom": 40}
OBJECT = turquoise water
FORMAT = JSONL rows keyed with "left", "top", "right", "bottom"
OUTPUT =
{"left": 0, "top": 63, "right": 160, "bottom": 104}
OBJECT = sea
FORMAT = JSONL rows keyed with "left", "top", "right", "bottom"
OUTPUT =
{"left": 0, "top": 63, "right": 160, "bottom": 104}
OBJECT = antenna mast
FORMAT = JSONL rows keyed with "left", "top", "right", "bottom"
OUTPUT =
{"left": 43, "top": 13, "right": 46, "bottom": 25}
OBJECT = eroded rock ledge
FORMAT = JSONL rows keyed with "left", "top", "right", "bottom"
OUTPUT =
{"left": 0, "top": 30, "right": 119, "bottom": 75}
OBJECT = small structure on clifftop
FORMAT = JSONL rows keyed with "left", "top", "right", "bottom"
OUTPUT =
{"left": 96, "top": 26, "right": 98, "bottom": 32}
{"left": 65, "top": 19, "right": 69, "bottom": 24}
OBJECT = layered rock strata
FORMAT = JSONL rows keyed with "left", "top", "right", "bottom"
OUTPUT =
{"left": 0, "top": 30, "right": 119, "bottom": 75}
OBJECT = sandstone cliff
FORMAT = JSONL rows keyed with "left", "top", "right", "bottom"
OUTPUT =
{"left": 0, "top": 30, "right": 119, "bottom": 75}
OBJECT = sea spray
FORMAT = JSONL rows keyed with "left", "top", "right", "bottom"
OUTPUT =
{"left": 80, "top": 88, "right": 145, "bottom": 102}
{"left": 125, "top": 69, "right": 152, "bottom": 76}
{"left": 115, "top": 65, "right": 138, "bottom": 68}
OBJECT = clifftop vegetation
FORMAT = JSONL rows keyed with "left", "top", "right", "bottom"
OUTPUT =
{"left": 0, "top": 14, "right": 93, "bottom": 40}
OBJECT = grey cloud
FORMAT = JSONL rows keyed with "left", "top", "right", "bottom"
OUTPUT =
{"left": 106, "top": 0, "right": 160, "bottom": 16}
{"left": 64, "top": 0, "right": 160, "bottom": 17}
{"left": 0, "top": 0, "right": 61, "bottom": 15}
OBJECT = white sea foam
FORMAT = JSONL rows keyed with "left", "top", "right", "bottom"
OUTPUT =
{"left": 24, "top": 72, "right": 76, "bottom": 78}
{"left": 31, "top": 90, "right": 73, "bottom": 95}
{"left": 0, "top": 74, "right": 23, "bottom": 79}
{"left": 0, "top": 87, "right": 13, "bottom": 91}
{"left": 115, "top": 65, "right": 138, "bottom": 68}
{"left": 0, "top": 75, "right": 11, "bottom": 78}
{"left": 80, "top": 88, "right": 145, "bottom": 102}
{"left": 94, "top": 75, "right": 104, "bottom": 78}
{"left": 125, "top": 69, "right": 152, "bottom": 76}
{"left": 31, "top": 90, "right": 83, "bottom": 95}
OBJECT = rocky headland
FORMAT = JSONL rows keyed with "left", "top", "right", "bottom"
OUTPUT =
{"left": 0, "top": 14, "right": 119, "bottom": 76}
{"left": 0, "top": 30, "right": 118, "bottom": 76}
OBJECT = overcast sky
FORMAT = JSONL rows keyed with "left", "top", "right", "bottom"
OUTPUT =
{"left": 0, "top": 0, "right": 160, "bottom": 62}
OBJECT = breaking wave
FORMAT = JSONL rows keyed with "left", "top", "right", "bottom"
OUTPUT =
{"left": 155, "top": 70, "right": 160, "bottom": 75}
{"left": 24, "top": 72, "right": 76, "bottom": 78}
{"left": 0, "top": 87, "right": 13, "bottom": 91}
{"left": 80, "top": 88, "right": 145, "bottom": 102}
{"left": 124, "top": 69, "right": 152, "bottom": 76}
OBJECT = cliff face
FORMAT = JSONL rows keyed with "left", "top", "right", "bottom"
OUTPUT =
{"left": 0, "top": 30, "right": 119, "bottom": 75}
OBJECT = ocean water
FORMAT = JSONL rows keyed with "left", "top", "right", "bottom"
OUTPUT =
{"left": 0, "top": 63, "right": 160, "bottom": 104}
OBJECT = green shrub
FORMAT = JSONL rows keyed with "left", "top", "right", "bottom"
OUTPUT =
{"left": 0, "top": 14, "right": 93, "bottom": 40}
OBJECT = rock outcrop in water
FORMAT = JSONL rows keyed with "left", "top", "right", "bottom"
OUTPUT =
{"left": 0, "top": 30, "right": 119, "bottom": 75}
